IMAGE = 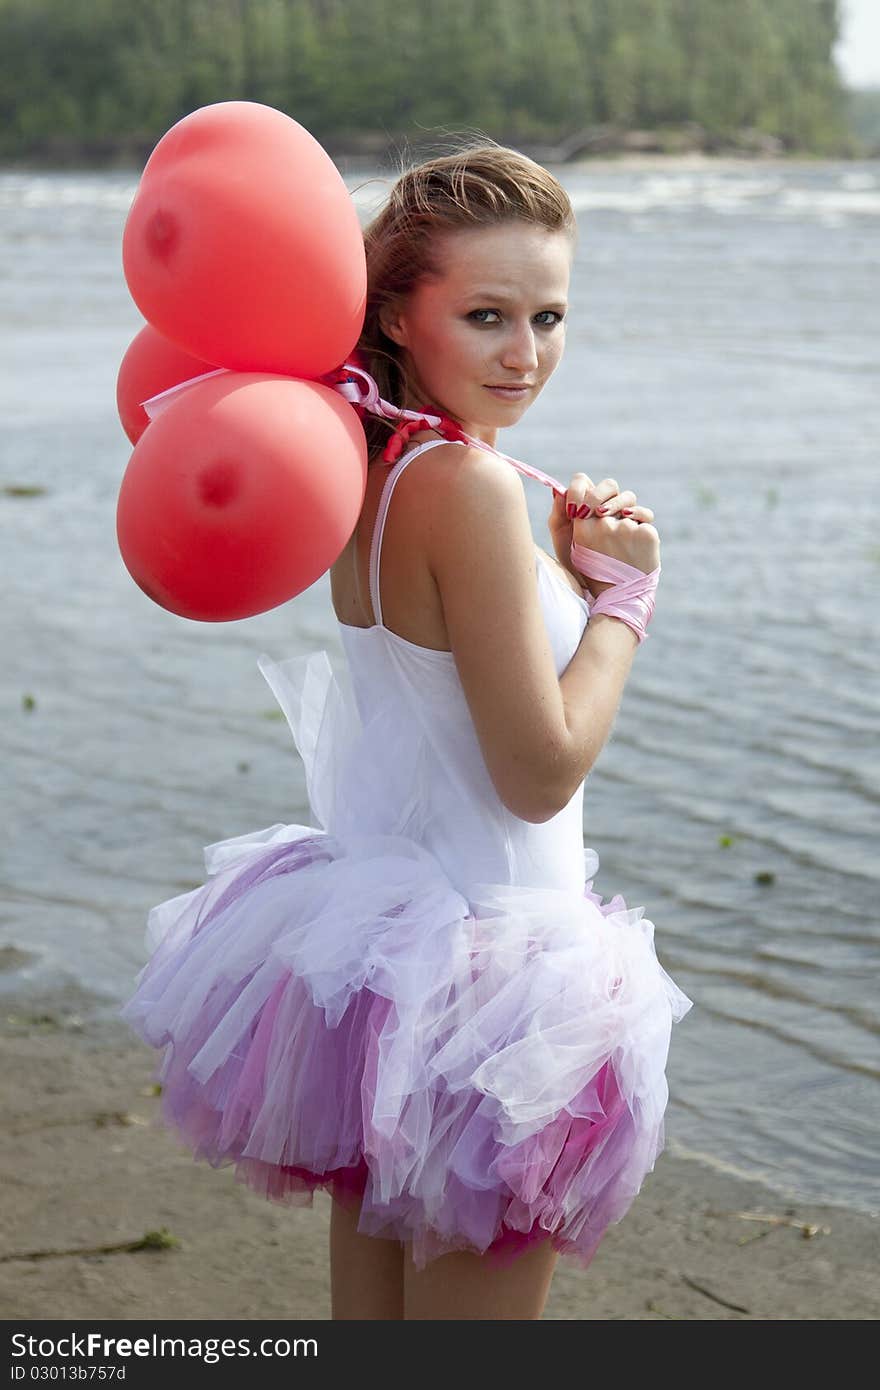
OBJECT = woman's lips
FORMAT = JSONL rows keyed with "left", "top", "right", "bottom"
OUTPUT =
{"left": 484, "top": 385, "right": 530, "bottom": 400}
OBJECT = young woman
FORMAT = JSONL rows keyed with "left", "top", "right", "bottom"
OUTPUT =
{"left": 119, "top": 140, "right": 692, "bottom": 1321}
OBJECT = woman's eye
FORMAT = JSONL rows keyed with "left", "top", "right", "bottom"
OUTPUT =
{"left": 467, "top": 309, "right": 565, "bottom": 326}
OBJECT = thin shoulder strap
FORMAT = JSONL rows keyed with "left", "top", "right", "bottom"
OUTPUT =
{"left": 369, "top": 437, "right": 466, "bottom": 627}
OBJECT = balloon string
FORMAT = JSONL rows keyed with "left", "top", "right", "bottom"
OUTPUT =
{"left": 141, "top": 368, "right": 228, "bottom": 421}
{"left": 327, "top": 363, "right": 566, "bottom": 494}
{"left": 139, "top": 363, "right": 568, "bottom": 495}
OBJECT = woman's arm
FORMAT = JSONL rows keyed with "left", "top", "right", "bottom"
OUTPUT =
{"left": 426, "top": 446, "right": 638, "bottom": 823}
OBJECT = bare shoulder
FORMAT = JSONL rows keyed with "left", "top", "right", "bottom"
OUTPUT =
{"left": 401, "top": 439, "right": 521, "bottom": 498}
{"left": 436, "top": 441, "right": 523, "bottom": 493}
{"left": 386, "top": 439, "right": 526, "bottom": 568}
{"left": 418, "top": 442, "right": 526, "bottom": 557}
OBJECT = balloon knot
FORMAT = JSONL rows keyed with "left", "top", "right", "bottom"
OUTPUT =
{"left": 381, "top": 412, "right": 426, "bottom": 463}
{"left": 382, "top": 431, "right": 405, "bottom": 463}
{"left": 435, "top": 415, "right": 470, "bottom": 445}
{"left": 381, "top": 406, "right": 472, "bottom": 464}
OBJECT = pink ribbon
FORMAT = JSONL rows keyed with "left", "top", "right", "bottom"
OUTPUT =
{"left": 139, "top": 362, "right": 569, "bottom": 493}
{"left": 328, "top": 362, "right": 571, "bottom": 490}
{"left": 139, "top": 365, "right": 661, "bottom": 642}
{"left": 569, "top": 541, "right": 660, "bottom": 644}
{"left": 140, "top": 368, "right": 229, "bottom": 422}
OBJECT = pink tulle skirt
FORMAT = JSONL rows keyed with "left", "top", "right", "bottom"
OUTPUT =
{"left": 119, "top": 824, "right": 692, "bottom": 1271}
{"left": 274, "top": 1054, "right": 626, "bottom": 1269}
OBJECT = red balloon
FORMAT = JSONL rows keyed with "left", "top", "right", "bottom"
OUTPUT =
{"left": 116, "top": 373, "right": 367, "bottom": 622}
{"left": 116, "top": 323, "right": 215, "bottom": 444}
{"left": 122, "top": 102, "right": 366, "bottom": 378}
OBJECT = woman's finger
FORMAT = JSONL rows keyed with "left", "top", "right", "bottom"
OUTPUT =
{"left": 572, "top": 488, "right": 637, "bottom": 519}
{"left": 564, "top": 472, "right": 597, "bottom": 516}
{"left": 563, "top": 472, "right": 595, "bottom": 509}
{"left": 588, "top": 478, "right": 620, "bottom": 507}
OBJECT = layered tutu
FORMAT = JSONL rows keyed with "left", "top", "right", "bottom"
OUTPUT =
{"left": 119, "top": 649, "right": 693, "bottom": 1271}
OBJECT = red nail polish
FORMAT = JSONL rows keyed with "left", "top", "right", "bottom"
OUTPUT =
{"left": 567, "top": 503, "right": 576, "bottom": 517}
{"left": 620, "top": 508, "right": 633, "bottom": 516}
{"left": 594, "top": 506, "right": 608, "bottom": 515}
{"left": 577, "top": 505, "right": 591, "bottom": 518}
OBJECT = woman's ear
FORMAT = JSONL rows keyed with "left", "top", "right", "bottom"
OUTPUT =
{"left": 378, "top": 300, "right": 408, "bottom": 348}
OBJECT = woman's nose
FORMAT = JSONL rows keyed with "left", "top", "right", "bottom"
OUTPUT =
{"left": 500, "top": 323, "right": 539, "bottom": 372}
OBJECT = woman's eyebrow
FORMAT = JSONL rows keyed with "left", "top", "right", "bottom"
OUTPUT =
{"left": 461, "top": 290, "right": 569, "bottom": 309}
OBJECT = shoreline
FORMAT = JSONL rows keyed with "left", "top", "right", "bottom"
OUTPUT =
{"left": 1, "top": 987, "right": 876, "bottom": 1320}
{"left": 0, "top": 146, "right": 872, "bottom": 179}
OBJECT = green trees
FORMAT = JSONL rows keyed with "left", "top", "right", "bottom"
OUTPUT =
{"left": 0, "top": 0, "right": 855, "bottom": 161}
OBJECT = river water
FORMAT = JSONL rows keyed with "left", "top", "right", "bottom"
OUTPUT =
{"left": 1, "top": 158, "right": 878, "bottom": 1217}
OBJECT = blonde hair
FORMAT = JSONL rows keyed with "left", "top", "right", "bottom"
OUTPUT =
{"left": 356, "top": 136, "right": 577, "bottom": 463}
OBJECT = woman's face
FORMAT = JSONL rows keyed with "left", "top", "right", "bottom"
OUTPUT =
{"left": 379, "top": 220, "right": 574, "bottom": 446}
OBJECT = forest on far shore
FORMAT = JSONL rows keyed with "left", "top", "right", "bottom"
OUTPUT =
{"left": 0, "top": 0, "right": 871, "bottom": 166}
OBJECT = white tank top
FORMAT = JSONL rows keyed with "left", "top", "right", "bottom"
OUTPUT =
{"left": 258, "top": 438, "right": 599, "bottom": 898}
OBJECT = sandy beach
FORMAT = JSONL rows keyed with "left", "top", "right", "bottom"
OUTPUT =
{"left": 0, "top": 987, "right": 876, "bottom": 1322}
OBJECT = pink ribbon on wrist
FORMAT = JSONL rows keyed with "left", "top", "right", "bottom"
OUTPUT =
{"left": 570, "top": 541, "right": 661, "bottom": 644}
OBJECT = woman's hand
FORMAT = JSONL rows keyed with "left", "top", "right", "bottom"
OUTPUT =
{"left": 548, "top": 474, "right": 657, "bottom": 599}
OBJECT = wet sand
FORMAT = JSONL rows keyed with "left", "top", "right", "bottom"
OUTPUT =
{"left": 0, "top": 988, "right": 876, "bottom": 1321}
